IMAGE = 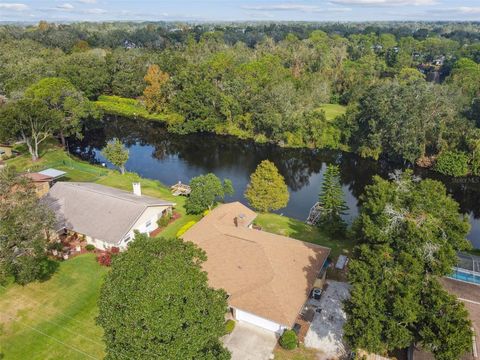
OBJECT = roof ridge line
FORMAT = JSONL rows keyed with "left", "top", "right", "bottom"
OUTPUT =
{"left": 60, "top": 182, "right": 158, "bottom": 206}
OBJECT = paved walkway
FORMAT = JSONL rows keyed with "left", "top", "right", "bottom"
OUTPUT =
{"left": 223, "top": 321, "right": 277, "bottom": 360}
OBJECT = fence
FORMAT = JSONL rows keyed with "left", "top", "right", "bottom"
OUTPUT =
{"left": 26, "top": 158, "right": 109, "bottom": 181}
{"left": 448, "top": 252, "right": 480, "bottom": 286}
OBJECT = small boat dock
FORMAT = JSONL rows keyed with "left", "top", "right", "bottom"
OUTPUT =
{"left": 171, "top": 181, "right": 191, "bottom": 196}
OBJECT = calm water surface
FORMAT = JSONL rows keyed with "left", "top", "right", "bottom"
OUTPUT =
{"left": 70, "top": 116, "right": 480, "bottom": 248}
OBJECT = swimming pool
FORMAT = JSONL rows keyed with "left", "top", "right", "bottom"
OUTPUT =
{"left": 448, "top": 267, "right": 480, "bottom": 285}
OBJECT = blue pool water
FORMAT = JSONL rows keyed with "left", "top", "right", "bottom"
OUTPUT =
{"left": 448, "top": 269, "right": 480, "bottom": 285}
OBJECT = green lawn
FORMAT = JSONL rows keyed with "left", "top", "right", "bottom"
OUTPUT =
{"left": 274, "top": 346, "right": 318, "bottom": 360}
{"left": 318, "top": 104, "right": 347, "bottom": 121}
{"left": 254, "top": 213, "right": 354, "bottom": 258}
{"left": 0, "top": 255, "right": 107, "bottom": 360}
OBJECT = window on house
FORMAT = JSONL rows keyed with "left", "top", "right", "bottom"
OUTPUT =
{"left": 146, "top": 220, "right": 152, "bottom": 228}
{"left": 123, "top": 235, "right": 131, "bottom": 243}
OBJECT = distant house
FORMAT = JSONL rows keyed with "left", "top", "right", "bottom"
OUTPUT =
{"left": 182, "top": 202, "right": 331, "bottom": 334}
{"left": 45, "top": 182, "right": 175, "bottom": 250}
{"left": 0, "top": 144, "right": 13, "bottom": 160}
{"left": 24, "top": 173, "right": 55, "bottom": 197}
{"left": 38, "top": 168, "right": 66, "bottom": 181}
{"left": 23, "top": 168, "right": 66, "bottom": 197}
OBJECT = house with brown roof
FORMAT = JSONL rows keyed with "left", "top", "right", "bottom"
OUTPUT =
{"left": 22, "top": 168, "right": 66, "bottom": 197}
{"left": 182, "top": 202, "right": 331, "bottom": 334}
{"left": 44, "top": 182, "right": 175, "bottom": 250}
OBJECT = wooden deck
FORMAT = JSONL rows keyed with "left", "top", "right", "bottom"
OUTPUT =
{"left": 170, "top": 182, "right": 191, "bottom": 196}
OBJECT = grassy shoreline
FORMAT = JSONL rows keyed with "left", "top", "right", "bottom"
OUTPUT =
{"left": 95, "top": 95, "right": 348, "bottom": 149}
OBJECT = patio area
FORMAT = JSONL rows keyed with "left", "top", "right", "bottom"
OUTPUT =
{"left": 304, "top": 280, "right": 351, "bottom": 359}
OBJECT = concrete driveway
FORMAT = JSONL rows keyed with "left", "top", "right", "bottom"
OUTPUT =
{"left": 223, "top": 321, "right": 278, "bottom": 360}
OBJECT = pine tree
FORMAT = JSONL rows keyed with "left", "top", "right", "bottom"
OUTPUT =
{"left": 245, "top": 160, "right": 289, "bottom": 213}
{"left": 318, "top": 164, "right": 348, "bottom": 235}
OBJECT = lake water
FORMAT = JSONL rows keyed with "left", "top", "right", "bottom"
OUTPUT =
{"left": 70, "top": 116, "right": 480, "bottom": 249}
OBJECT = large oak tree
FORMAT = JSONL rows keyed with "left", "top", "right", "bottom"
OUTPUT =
{"left": 97, "top": 234, "right": 231, "bottom": 360}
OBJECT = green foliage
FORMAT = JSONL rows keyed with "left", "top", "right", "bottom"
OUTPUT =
{"left": 24, "top": 77, "right": 96, "bottom": 146}
{"left": 224, "top": 320, "right": 235, "bottom": 335}
{"left": 448, "top": 58, "right": 480, "bottom": 100}
{"left": 56, "top": 50, "right": 110, "bottom": 99}
{"left": 157, "top": 213, "right": 172, "bottom": 227}
{"left": 434, "top": 150, "right": 470, "bottom": 177}
{"left": 95, "top": 95, "right": 182, "bottom": 124}
{"left": 318, "top": 165, "right": 348, "bottom": 235}
{"left": 345, "top": 81, "right": 459, "bottom": 163}
{"left": 0, "top": 168, "right": 56, "bottom": 285}
{"left": 344, "top": 171, "right": 472, "bottom": 358}
{"left": 418, "top": 281, "right": 473, "bottom": 360}
{"left": 471, "top": 138, "right": 480, "bottom": 176}
{"left": 185, "top": 174, "right": 234, "bottom": 214}
{"left": 97, "top": 234, "right": 230, "bottom": 360}
{"left": 245, "top": 160, "right": 289, "bottom": 212}
{"left": 176, "top": 220, "right": 198, "bottom": 237}
{"left": 102, "top": 138, "right": 129, "bottom": 174}
{"left": 85, "top": 244, "right": 95, "bottom": 251}
{"left": 279, "top": 330, "right": 297, "bottom": 350}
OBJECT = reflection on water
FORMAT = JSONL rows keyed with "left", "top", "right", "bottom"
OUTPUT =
{"left": 71, "top": 116, "right": 480, "bottom": 248}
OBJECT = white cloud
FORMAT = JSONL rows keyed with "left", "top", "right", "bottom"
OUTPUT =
{"left": 84, "top": 8, "right": 107, "bottom": 14}
{"left": 243, "top": 4, "right": 353, "bottom": 13}
{"left": 243, "top": 4, "right": 320, "bottom": 12}
{"left": 330, "top": 0, "right": 436, "bottom": 5}
{"left": 57, "top": 3, "right": 74, "bottom": 10}
{"left": 0, "top": 2, "right": 28, "bottom": 11}
{"left": 77, "top": 0, "right": 97, "bottom": 3}
{"left": 457, "top": 7, "right": 480, "bottom": 15}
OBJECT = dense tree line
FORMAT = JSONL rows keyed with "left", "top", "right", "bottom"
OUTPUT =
{"left": 0, "top": 22, "right": 479, "bottom": 174}
{"left": 344, "top": 171, "right": 473, "bottom": 359}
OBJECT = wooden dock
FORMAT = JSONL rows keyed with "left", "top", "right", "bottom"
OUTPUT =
{"left": 306, "top": 202, "right": 322, "bottom": 225}
{"left": 171, "top": 181, "right": 191, "bottom": 196}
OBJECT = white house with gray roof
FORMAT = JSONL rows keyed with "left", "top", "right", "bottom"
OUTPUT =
{"left": 45, "top": 182, "right": 175, "bottom": 250}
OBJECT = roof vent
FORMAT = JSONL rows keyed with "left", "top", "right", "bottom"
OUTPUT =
{"left": 132, "top": 182, "right": 141, "bottom": 196}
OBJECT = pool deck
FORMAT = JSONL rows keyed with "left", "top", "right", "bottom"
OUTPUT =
{"left": 440, "top": 277, "right": 480, "bottom": 358}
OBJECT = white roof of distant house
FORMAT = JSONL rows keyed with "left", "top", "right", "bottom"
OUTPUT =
{"left": 44, "top": 182, "right": 175, "bottom": 245}
{"left": 38, "top": 168, "right": 66, "bottom": 180}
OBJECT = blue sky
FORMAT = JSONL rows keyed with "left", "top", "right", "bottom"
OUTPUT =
{"left": 0, "top": 0, "right": 479, "bottom": 22}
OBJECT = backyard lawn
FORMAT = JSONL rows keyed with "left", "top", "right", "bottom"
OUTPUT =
{"left": 318, "top": 104, "right": 347, "bottom": 121}
{"left": 0, "top": 254, "right": 107, "bottom": 360}
{"left": 254, "top": 213, "right": 354, "bottom": 258}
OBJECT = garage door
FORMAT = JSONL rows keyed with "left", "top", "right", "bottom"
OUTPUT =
{"left": 234, "top": 308, "right": 286, "bottom": 334}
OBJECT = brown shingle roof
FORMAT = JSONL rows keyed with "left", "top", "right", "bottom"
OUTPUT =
{"left": 23, "top": 173, "right": 53, "bottom": 182}
{"left": 182, "top": 202, "right": 330, "bottom": 327}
